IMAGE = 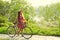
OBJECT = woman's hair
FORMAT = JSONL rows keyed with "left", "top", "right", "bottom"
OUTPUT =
{"left": 18, "top": 10, "right": 22, "bottom": 19}
{"left": 18, "top": 11, "right": 20, "bottom": 14}
{"left": 18, "top": 10, "right": 22, "bottom": 14}
{"left": 18, "top": 10, "right": 23, "bottom": 17}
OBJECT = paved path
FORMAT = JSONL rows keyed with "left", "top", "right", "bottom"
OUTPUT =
{"left": 0, "top": 34, "right": 60, "bottom": 40}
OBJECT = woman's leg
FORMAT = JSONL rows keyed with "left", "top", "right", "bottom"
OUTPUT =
{"left": 16, "top": 24, "right": 21, "bottom": 36}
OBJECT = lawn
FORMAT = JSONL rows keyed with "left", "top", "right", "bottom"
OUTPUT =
{"left": 0, "top": 26, "right": 60, "bottom": 36}
{"left": 0, "top": 38, "right": 9, "bottom": 40}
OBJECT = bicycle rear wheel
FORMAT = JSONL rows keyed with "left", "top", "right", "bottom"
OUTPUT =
{"left": 22, "top": 27, "right": 32, "bottom": 39}
{"left": 7, "top": 26, "right": 16, "bottom": 38}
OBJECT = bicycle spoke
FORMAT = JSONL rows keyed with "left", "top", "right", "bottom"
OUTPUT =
{"left": 22, "top": 27, "right": 32, "bottom": 39}
{"left": 7, "top": 27, "right": 16, "bottom": 37}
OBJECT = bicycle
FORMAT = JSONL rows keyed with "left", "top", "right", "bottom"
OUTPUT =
{"left": 7, "top": 22, "right": 33, "bottom": 39}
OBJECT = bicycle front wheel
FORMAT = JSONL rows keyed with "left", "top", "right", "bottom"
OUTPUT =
{"left": 22, "top": 27, "right": 32, "bottom": 39}
{"left": 7, "top": 26, "right": 16, "bottom": 38}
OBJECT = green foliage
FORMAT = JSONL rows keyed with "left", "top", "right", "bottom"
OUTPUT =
{"left": 0, "top": 38, "right": 9, "bottom": 40}
{"left": 0, "top": 16, "right": 8, "bottom": 27}
{"left": 0, "top": 0, "right": 35, "bottom": 27}
{"left": 0, "top": 27, "right": 7, "bottom": 34}
{"left": 0, "top": 0, "right": 60, "bottom": 36}
{"left": 8, "top": 0, "right": 35, "bottom": 22}
{"left": 0, "top": 26, "right": 60, "bottom": 36}
{"left": 0, "top": 0, "right": 10, "bottom": 16}
{"left": 0, "top": 0, "right": 11, "bottom": 27}
{"left": 0, "top": 16, "right": 13, "bottom": 27}
{"left": 38, "top": 3, "right": 60, "bottom": 27}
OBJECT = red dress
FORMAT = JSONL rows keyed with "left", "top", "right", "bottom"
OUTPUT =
{"left": 17, "top": 15, "right": 25, "bottom": 29}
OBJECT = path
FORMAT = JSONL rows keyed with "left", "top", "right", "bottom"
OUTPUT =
{"left": 0, "top": 34, "right": 60, "bottom": 40}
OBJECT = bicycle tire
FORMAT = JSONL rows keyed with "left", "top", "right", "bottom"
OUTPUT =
{"left": 7, "top": 26, "right": 16, "bottom": 38}
{"left": 22, "top": 27, "right": 32, "bottom": 39}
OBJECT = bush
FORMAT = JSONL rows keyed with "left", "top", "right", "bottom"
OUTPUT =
{"left": 0, "top": 16, "right": 13, "bottom": 27}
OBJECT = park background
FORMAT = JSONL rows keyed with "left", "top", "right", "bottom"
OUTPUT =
{"left": 0, "top": 0, "right": 60, "bottom": 39}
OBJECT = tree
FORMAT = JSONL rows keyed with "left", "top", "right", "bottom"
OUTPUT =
{"left": 0, "top": 0, "right": 36, "bottom": 27}
{"left": 38, "top": 3, "right": 60, "bottom": 27}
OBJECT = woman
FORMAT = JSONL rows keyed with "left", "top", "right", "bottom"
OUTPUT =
{"left": 14, "top": 10, "right": 26, "bottom": 36}
{"left": 17, "top": 10, "right": 26, "bottom": 31}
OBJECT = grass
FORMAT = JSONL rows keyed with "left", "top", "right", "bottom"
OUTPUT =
{"left": 38, "top": 27, "right": 60, "bottom": 36}
{"left": 0, "top": 27, "right": 8, "bottom": 34}
{"left": 0, "top": 26, "right": 60, "bottom": 36}
{"left": 0, "top": 38, "right": 9, "bottom": 40}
